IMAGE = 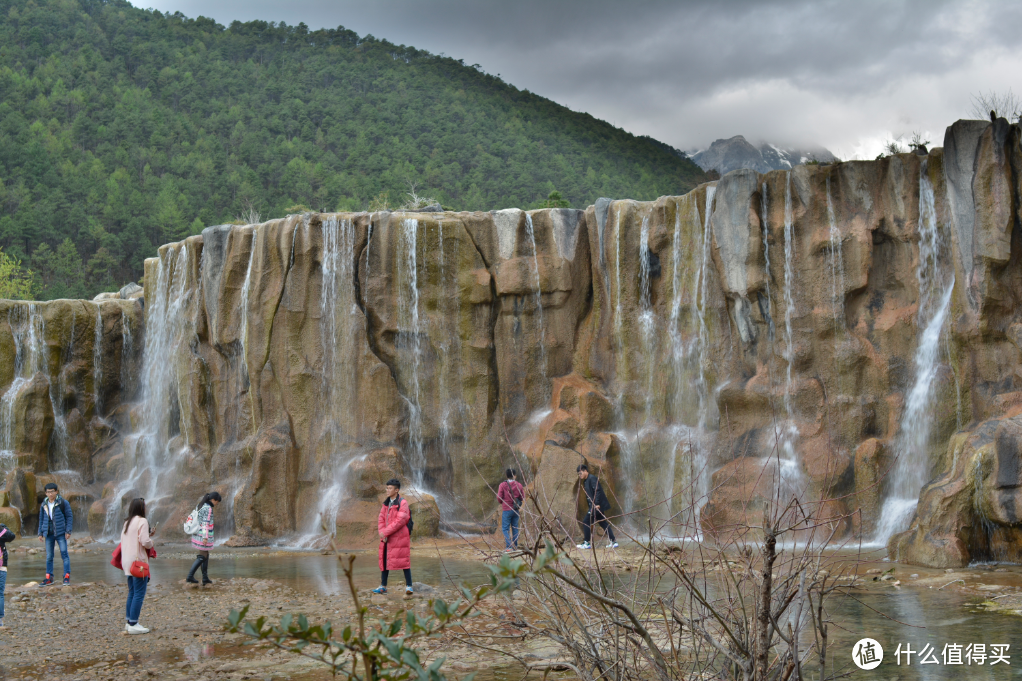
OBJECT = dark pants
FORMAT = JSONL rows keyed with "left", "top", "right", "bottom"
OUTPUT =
{"left": 126, "top": 575, "right": 148, "bottom": 625}
{"left": 380, "top": 542, "right": 412, "bottom": 587}
{"left": 501, "top": 509, "right": 520, "bottom": 549}
{"left": 582, "top": 506, "right": 615, "bottom": 543}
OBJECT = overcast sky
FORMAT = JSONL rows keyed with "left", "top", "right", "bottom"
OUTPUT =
{"left": 135, "top": 0, "right": 1022, "bottom": 159}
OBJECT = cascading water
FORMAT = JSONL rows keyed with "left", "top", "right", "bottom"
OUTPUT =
{"left": 238, "top": 229, "right": 255, "bottom": 387}
{"left": 398, "top": 217, "right": 427, "bottom": 488}
{"left": 782, "top": 173, "right": 796, "bottom": 419}
{"left": 825, "top": 176, "right": 846, "bottom": 331}
{"left": 874, "top": 162, "right": 955, "bottom": 543}
{"left": 0, "top": 305, "right": 46, "bottom": 475}
{"left": 120, "top": 311, "right": 135, "bottom": 400}
{"left": 524, "top": 214, "right": 549, "bottom": 387}
{"left": 760, "top": 182, "right": 775, "bottom": 342}
{"left": 301, "top": 217, "right": 363, "bottom": 539}
{"left": 93, "top": 306, "right": 103, "bottom": 416}
{"left": 772, "top": 173, "right": 802, "bottom": 496}
{"left": 105, "top": 244, "right": 192, "bottom": 536}
{"left": 638, "top": 213, "right": 656, "bottom": 421}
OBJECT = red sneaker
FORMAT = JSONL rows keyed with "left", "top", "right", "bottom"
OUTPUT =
{"left": 63, "top": 573, "right": 70, "bottom": 586}
{"left": 40, "top": 574, "right": 53, "bottom": 586}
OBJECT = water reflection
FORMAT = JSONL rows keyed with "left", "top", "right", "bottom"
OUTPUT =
{"left": 8, "top": 547, "right": 492, "bottom": 594}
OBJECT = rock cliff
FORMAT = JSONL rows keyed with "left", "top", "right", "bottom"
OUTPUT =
{"left": 2, "top": 118, "right": 1021, "bottom": 566}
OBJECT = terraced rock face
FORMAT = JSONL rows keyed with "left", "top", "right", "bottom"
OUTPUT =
{"left": 2, "top": 118, "right": 1021, "bottom": 566}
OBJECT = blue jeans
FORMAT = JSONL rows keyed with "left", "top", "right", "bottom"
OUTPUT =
{"left": 0, "top": 570, "right": 6, "bottom": 619}
{"left": 501, "top": 510, "right": 520, "bottom": 549}
{"left": 126, "top": 575, "right": 148, "bottom": 625}
{"left": 45, "top": 534, "right": 70, "bottom": 577}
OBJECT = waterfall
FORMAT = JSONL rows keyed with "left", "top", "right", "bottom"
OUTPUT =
{"left": 48, "top": 308, "right": 70, "bottom": 470}
{"left": 692, "top": 186, "right": 717, "bottom": 513}
{"left": 761, "top": 182, "right": 775, "bottom": 341}
{"left": 301, "top": 216, "right": 362, "bottom": 540}
{"left": 638, "top": 213, "right": 656, "bottom": 420}
{"left": 93, "top": 305, "right": 103, "bottom": 416}
{"left": 399, "top": 217, "right": 426, "bottom": 488}
{"left": 783, "top": 172, "right": 796, "bottom": 419}
{"left": 613, "top": 209, "right": 624, "bottom": 362}
{"left": 524, "top": 214, "right": 549, "bottom": 386}
{"left": 825, "top": 176, "right": 846, "bottom": 330}
{"left": 0, "top": 305, "right": 47, "bottom": 474}
{"left": 105, "top": 244, "right": 192, "bottom": 535}
{"left": 874, "top": 163, "right": 955, "bottom": 543}
{"left": 120, "top": 311, "right": 135, "bottom": 401}
{"left": 238, "top": 229, "right": 255, "bottom": 386}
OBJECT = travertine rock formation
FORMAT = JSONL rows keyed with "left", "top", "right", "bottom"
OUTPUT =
{"left": 2, "top": 118, "right": 1021, "bottom": 567}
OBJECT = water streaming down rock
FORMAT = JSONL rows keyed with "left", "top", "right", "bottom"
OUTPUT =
{"left": 0, "top": 305, "right": 45, "bottom": 475}
{"left": 782, "top": 172, "right": 796, "bottom": 419}
{"left": 7, "top": 122, "right": 1017, "bottom": 567}
{"left": 692, "top": 186, "right": 717, "bottom": 513}
{"left": 303, "top": 217, "right": 363, "bottom": 538}
{"left": 825, "top": 176, "right": 846, "bottom": 332}
{"left": 92, "top": 306, "right": 103, "bottom": 416}
{"left": 874, "top": 163, "right": 955, "bottom": 544}
{"left": 760, "top": 182, "right": 775, "bottom": 342}
{"left": 398, "top": 217, "right": 427, "bottom": 489}
{"left": 119, "top": 311, "right": 135, "bottom": 400}
{"left": 105, "top": 244, "right": 192, "bottom": 536}
{"left": 524, "top": 214, "right": 549, "bottom": 388}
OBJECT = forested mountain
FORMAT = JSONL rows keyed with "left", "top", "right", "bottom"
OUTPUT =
{"left": 0, "top": 0, "right": 707, "bottom": 299}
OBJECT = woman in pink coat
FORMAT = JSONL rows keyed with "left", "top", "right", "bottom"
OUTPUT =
{"left": 373, "top": 478, "right": 413, "bottom": 595}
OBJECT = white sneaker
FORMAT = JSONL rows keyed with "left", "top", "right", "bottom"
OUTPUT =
{"left": 127, "top": 623, "right": 150, "bottom": 634}
{"left": 576, "top": 541, "right": 592, "bottom": 549}
{"left": 608, "top": 542, "right": 619, "bottom": 549}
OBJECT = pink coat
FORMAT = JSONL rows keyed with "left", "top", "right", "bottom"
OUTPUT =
{"left": 119, "top": 516, "right": 154, "bottom": 577}
{"left": 377, "top": 497, "right": 411, "bottom": 571}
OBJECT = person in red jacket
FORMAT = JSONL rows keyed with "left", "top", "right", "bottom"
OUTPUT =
{"left": 373, "top": 478, "right": 413, "bottom": 595}
{"left": 496, "top": 468, "right": 525, "bottom": 551}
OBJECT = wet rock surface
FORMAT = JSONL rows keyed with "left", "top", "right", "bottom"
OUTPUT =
{"left": 4, "top": 118, "right": 1022, "bottom": 568}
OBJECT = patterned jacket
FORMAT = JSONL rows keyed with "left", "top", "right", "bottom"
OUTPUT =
{"left": 191, "top": 503, "right": 214, "bottom": 549}
{"left": 37, "top": 496, "right": 74, "bottom": 537}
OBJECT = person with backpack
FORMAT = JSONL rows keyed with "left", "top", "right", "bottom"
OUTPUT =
{"left": 372, "top": 478, "right": 413, "bottom": 595}
{"left": 497, "top": 468, "right": 525, "bottom": 551}
{"left": 0, "top": 523, "right": 16, "bottom": 627}
{"left": 36, "top": 482, "right": 73, "bottom": 586}
{"left": 576, "top": 463, "right": 618, "bottom": 550}
{"left": 119, "top": 498, "right": 155, "bottom": 634}
{"left": 185, "top": 492, "right": 221, "bottom": 585}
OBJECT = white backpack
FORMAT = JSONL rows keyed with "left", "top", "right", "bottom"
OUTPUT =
{"left": 183, "top": 507, "right": 201, "bottom": 535}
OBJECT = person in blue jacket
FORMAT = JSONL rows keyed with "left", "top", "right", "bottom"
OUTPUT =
{"left": 0, "top": 523, "right": 16, "bottom": 627}
{"left": 36, "top": 482, "right": 73, "bottom": 586}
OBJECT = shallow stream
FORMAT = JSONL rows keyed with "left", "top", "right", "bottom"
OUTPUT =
{"left": 7, "top": 545, "right": 1022, "bottom": 679}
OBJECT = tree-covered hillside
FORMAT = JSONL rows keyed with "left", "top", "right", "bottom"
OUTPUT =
{"left": 0, "top": 0, "right": 707, "bottom": 299}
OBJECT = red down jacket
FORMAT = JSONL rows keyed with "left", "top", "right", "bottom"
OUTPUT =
{"left": 377, "top": 496, "right": 411, "bottom": 571}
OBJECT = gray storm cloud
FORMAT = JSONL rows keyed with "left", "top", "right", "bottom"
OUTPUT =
{"left": 137, "top": 0, "right": 1022, "bottom": 158}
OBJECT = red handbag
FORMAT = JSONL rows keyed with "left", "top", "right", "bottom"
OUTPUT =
{"left": 130, "top": 559, "right": 150, "bottom": 579}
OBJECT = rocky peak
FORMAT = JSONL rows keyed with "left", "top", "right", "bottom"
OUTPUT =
{"left": 691, "top": 135, "right": 837, "bottom": 175}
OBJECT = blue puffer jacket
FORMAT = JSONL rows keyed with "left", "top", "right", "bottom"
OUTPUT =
{"left": 37, "top": 496, "right": 74, "bottom": 537}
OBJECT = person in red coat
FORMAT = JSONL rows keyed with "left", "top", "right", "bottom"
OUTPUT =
{"left": 372, "top": 478, "right": 413, "bottom": 595}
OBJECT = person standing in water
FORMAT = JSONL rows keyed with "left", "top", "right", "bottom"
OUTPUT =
{"left": 186, "top": 492, "right": 221, "bottom": 585}
{"left": 373, "top": 479, "right": 413, "bottom": 595}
